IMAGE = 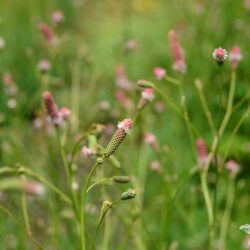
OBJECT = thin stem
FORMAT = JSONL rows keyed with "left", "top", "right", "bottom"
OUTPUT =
{"left": 22, "top": 191, "right": 32, "bottom": 236}
{"left": 200, "top": 172, "right": 214, "bottom": 249}
{"left": 195, "top": 80, "right": 216, "bottom": 135}
{"left": 219, "top": 176, "right": 235, "bottom": 250}
{"left": 81, "top": 158, "right": 103, "bottom": 250}
{"left": 164, "top": 75, "right": 180, "bottom": 85}
{"left": 154, "top": 85, "right": 201, "bottom": 138}
{"left": 86, "top": 178, "right": 112, "bottom": 193}
{"left": 20, "top": 167, "right": 72, "bottom": 205}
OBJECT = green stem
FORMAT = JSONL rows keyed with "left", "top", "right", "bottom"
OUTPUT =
{"left": 22, "top": 191, "right": 32, "bottom": 236}
{"left": 164, "top": 75, "right": 180, "bottom": 85}
{"left": 219, "top": 175, "right": 235, "bottom": 250}
{"left": 200, "top": 172, "right": 214, "bottom": 249}
{"left": 86, "top": 178, "right": 112, "bottom": 193}
{"left": 81, "top": 158, "right": 104, "bottom": 250}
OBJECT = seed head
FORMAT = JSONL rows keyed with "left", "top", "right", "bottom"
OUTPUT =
{"left": 121, "top": 189, "right": 136, "bottom": 200}
{"left": 112, "top": 176, "right": 130, "bottom": 183}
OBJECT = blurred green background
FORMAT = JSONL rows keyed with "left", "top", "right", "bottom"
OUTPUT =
{"left": 0, "top": 0, "right": 249, "bottom": 249}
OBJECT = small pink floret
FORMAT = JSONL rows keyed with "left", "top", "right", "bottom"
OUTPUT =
{"left": 212, "top": 47, "right": 228, "bottom": 63}
{"left": 153, "top": 67, "right": 166, "bottom": 80}
{"left": 225, "top": 160, "right": 240, "bottom": 173}
{"left": 38, "top": 59, "right": 51, "bottom": 72}
{"left": 117, "top": 118, "right": 133, "bottom": 133}
{"left": 141, "top": 88, "right": 155, "bottom": 101}
{"left": 51, "top": 10, "right": 64, "bottom": 25}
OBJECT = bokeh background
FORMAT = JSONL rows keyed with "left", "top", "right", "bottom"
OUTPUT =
{"left": 0, "top": 0, "right": 249, "bottom": 249}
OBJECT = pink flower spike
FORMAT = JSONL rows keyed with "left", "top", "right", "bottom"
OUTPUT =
{"left": 51, "top": 10, "right": 65, "bottom": 25}
{"left": 38, "top": 59, "right": 51, "bottom": 73}
{"left": 42, "top": 91, "right": 58, "bottom": 123}
{"left": 196, "top": 138, "right": 208, "bottom": 167}
{"left": 229, "top": 45, "right": 242, "bottom": 70}
{"left": 212, "top": 47, "right": 228, "bottom": 65}
{"left": 142, "top": 88, "right": 155, "bottom": 102}
{"left": 225, "top": 160, "right": 240, "bottom": 174}
{"left": 153, "top": 67, "right": 166, "bottom": 80}
{"left": 117, "top": 118, "right": 133, "bottom": 134}
{"left": 168, "top": 30, "right": 187, "bottom": 74}
{"left": 115, "top": 64, "right": 132, "bottom": 90}
{"left": 38, "top": 22, "right": 54, "bottom": 42}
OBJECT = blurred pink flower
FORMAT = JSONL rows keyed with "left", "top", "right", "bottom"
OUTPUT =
{"left": 115, "top": 90, "right": 134, "bottom": 110}
{"left": 229, "top": 45, "right": 242, "bottom": 70}
{"left": 168, "top": 30, "right": 186, "bottom": 74}
{"left": 153, "top": 67, "right": 166, "bottom": 80}
{"left": 51, "top": 10, "right": 65, "bottom": 25}
{"left": 212, "top": 47, "right": 228, "bottom": 65}
{"left": 38, "top": 22, "right": 54, "bottom": 42}
{"left": 154, "top": 101, "right": 165, "bottom": 113}
{"left": 58, "top": 107, "right": 71, "bottom": 121}
{"left": 150, "top": 160, "right": 161, "bottom": 172}
{"left": 23, "top": 181, "right": 45, "bottom": 196}
{"left": 124, "top": 39, "right": 137, "bottom": 52}
{"left": 115, "top": 64, "right": 132, "bottom": 90}
{"left": 137, "top": 88, "right": 155, "bottom": 110}
{"left": 225, "top": 160, "right": 240, "bottom": 174}
{"left": 196, "top": 138, "right": 208, "bottom": 167}
{"left": 144, "top": 132, "right": 158, "bottom": 150}
{"left": 2, "top": 73, "right": 13, "bottom": 87}
{"left": 81, "top": 146, "right": 96, "bottom": 158}
{"left": 38, "top": 59, "right": 51, "bottom": 73}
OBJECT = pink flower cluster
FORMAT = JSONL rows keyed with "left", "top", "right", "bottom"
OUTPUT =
{"left": 196, "top": 138, "right": 208, "bottom": 167}
{"left": 42, "top": 91, "right": 70, "bottom": 126}
{"left": 153, "top": 67, "right": 166, "bottom": 80}
{"left": 229, "top": 45, "right": 242, "bottom": 70}
{"left": 212, "top": 47, "right": 228, "bottom": 65}
{"left": 168, "top": 30, "right": 186, "bottom": 74}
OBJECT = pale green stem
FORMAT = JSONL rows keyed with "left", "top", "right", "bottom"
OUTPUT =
{"left": 164, "top": 75, "right": 180, "bottom": 85}
{"left": 154, "top": 85, "right": 201, "bottom": 138}
{"left": 219, "top": 175, "right": 235, "bottom": 250}
{"left": 86, "top": 178, "right": 112, "bottom": 193}
{"left": 81, "top": 159, "right": 103, "bottom": 250}
{"left": 22, "top": 191, "right": 32, "bottom": 236}
{"left": 195, "top": 80, "right": 216, "bottom": 135}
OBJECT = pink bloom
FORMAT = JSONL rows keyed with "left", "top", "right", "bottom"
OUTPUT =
{"left": 2, "top": 72, "right": 13, "bottom": 87}
{"left": 141, "top": 88, "right": 155, "bottom": 101}
{"left": 115, "top": 90, "right": 133, "bottom": 110}
{"left": 58, "top": 107, "right": 71, "bottom": 121}
{"left": 229, "top": 45, "right": 242, "bottom": 70}
{"left": 153, "top": 67, "right": 166, "bottom": 80}
{"left": 115, "top": 64, "right": 132, "bottom": 90}
{"left": 196, "top": 138, "right": 208, "bottom": 167}
{"left": 225, "top": 160, "right": 240, "bottom": 174}
{"left": 168, "top": 30, "right": 187, "bottom": 74}
{"left": 51, "top": 10, "right": 64, "bottom": 25}
{"left": 38, "top": 22, "right": 54, "bottom": 42}
{"left": 212, "top": 47, "right": 228, "bottom": 65}
{"left": 23, "top": 181, "right": 45, "bottom": 196}
{"left": 154, "top": 101, "right": 165, "bottom": 113}
{"left": 38, "top": 59, "right": 51, "bottom": 73}
{"left": 81, "top": 146, "right": 96, "bottom": 158}
{"left": 43, "top": 91, "right": 58, "bottom": 122}
{"left": 144, "top": 132, "right": 158, "bottom": 149}
{"left": 124, "top": 39, "right": 137, "bottom": 51}
{"left": 150, "top": 160, "right": 161, "bottom": 172}
{"left": 117, "top": 118, "right": 133, "bottom": 134}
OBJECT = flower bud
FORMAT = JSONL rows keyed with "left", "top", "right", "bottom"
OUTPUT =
{"left": 121, "top": 189, "right": 136, "bottom": 200}
{"left": 137, "top": 80, "right": 155, "bottom": 88}
{"left": 153, "top": 67, "right": 166, "bottom": 80}
{"left": 112, "top": 176, "right": 130, "bottom": 183}
{"left": 212, "top": 47, "right": 228, "bottom": 65}
{"left": 103, "top": 119, "right": 133, "bottom": 158}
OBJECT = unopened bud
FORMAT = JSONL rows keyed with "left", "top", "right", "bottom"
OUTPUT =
{"left": 112, "top": 176, "right": 130, "bottom": 183}
{"left": 121, "top": 189, "right": 136, "bottom": 200}
{"left": 137, "top": 80, "right": 155, "bottom": 89}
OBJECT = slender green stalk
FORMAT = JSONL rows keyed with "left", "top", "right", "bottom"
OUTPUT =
{"left": 19, "top": 167, "right": 72, "bottom": 205}
{"left": 86, "top": 178, "right": 112, "bottom": 193}
{"left": 219, "top": 175, "right": 235, "bottom": 250}
{"left": 195, "top": 80, "right": 216, "bottom": 135}
{"left": 154, "top": 85, "right": 201, "bottom": 138}
{"left": 200, "top": 172, "right": 214, "bottom": 249}
{"left": 81, "top": 158, "right": 104, "bottom": 250}
{"left": 22, "top": 191, "right": 32, "bottom": 236}
{"left": 164, "top": 75, "right": 180, "bottom": 85}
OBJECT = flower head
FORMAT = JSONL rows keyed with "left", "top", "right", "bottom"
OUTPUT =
{"left": 153, "top": 67, "right": 166, "bottom": 80}
{"left": 81, "top": 146, "right": 96, "bottom": 158}
{"left": 144, "top": 132, "right": 158, "bottom": 149}
{"left": 137, "top": 88, "right": 155, "bottom": 110}
{"left": 103, "top": 118, "right": 133, "bottom": 158}
{"left": 196, "top": 138, "right": 208, "bottom": 167}
{"left": 38, "top": 22, "right": 54, "bottom": 42}
{"left": 38, "top": 59, "right": 51, "bottom": 73}
{"left": 229, "top": 45, "right": 242, "bottom": 70}
{"left": 225, "top": 160, "right": 240, "bottom": 174}
{"left": 42, "top": 91, "right": 58, "bottom": 122}
{"left": 212, "top": 47, "right": 228, "bottom": 65}
{"left": 51, "top": 10, "right": 64, "bottom": 25}
{"left": 168, "top": 30, "right": 187, "bottom": 74}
